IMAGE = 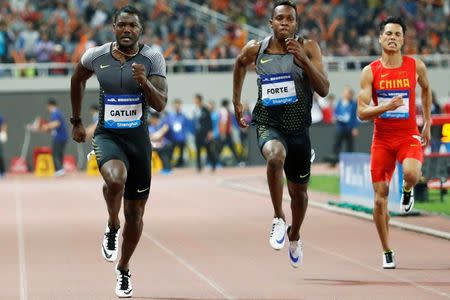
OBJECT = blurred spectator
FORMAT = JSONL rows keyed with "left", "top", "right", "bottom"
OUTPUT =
{"left": 238, "top": 102, "right": 252, "bottom": 163}
{"left": 217, "top": 98, "right": 240, "bottom": 165}
{"left": 193, "top": 93, "right": 216, "bottom": 172}
{"left": 329, "top": 86, "right": 359, "bottom": 166}
{"left": 148, "top": 112, "right": 172, "bottom": 174}
{"left": 321, "top": 93, "right": 335, "bottom": 125}
{"left": 0, "top": 114, "right": 7, "bottom": 177}
{"left": 40, "top": 98, "right": 68, "bottom": 176}
{"left": 49, "top": 44, "right": 69, "bottom": 75}
{"left": 166, "top": 98, "right": 190, "bottom": 167}
{"left": 85, "top": 104, "right": 99, "bottom": 140}
{"left": 430, "top": 91, "right": 442, "bottom": 153}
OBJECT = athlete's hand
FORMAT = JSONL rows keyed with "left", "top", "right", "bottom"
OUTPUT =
{"left": 386, "top": 96, "right": 404, "bottom": 111}
{"left": 285, "top": 37, "right": 308, "bottom": 66}
{"left": 233, "top": 102, "right": 249, "bottom": 128}
{"left": 421, "top": 125, "right": 431, "bottom": 147}
{"left": 132, "top": 63, "right": 147, "bottom": 85}
{"left": 72, "top": 124, "right": 86, "bottom": 143}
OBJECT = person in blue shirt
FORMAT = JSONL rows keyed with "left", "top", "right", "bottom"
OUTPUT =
{"left": 148, "top": 112, "right": 172, "bottom": 174}
{"left": 166, "top": 99, "right": 190, "bottom": 167}
{"left": 41, "top": 98, "right": 68, "bottom": 176}
{"left": 331, "top": 86, "right": 359, "bottom": 166}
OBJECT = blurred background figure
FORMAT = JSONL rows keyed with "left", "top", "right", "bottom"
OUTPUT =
{"left": 40, "top": 98, "right": 68, "bottom": 176}
{"left": 166, "top": 98, "right": 190, "bottom": 168}
{"left": 85, "top": 104, "right": 99, "bottom": 141}
{"left": 217, "top": 98, "right": 240, "bottom": 166}
{"left": 238, "top": 102, "right": 252, "bottom": 164}
{"left": 430, "top": 91, "right": 442, "bottom": 153}
{"left": 329, "top": 86, "right": 358, "bottom": 167}
{"left": 193, "top": 93, "right": 216, "bottom": 172}
{"left": 0, "top": 114, "right": 7, "bottom": 177}
{"left": 148, "top": 112, "right": 172, "bottom": 175}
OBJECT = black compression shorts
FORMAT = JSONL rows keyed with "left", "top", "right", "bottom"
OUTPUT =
{"left": 256, "top": 124, "right": 311, "bottom": 184}
{"left": 93, "top": 126, "right": 152, "bottom": 200}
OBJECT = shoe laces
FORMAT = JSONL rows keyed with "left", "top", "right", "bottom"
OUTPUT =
{"left": 117, "top": 269, "right": 131, "bottom": 290}
{"left": 270, "top": 218, "right": 283, "bottom": 237}
{"left": 105, "top": 228, "right": 118, "bottom": 251}
{"left": 402, "top": 190, "right": 412, "bottom": 205}
{"left": 384, "top": 251, "right": 393, "bottom": 263}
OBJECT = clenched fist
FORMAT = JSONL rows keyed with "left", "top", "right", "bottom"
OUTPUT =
{"left": 132, "top": 63, "right": 147, "bottom": 85}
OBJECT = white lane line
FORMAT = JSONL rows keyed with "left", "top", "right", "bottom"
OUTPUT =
{"left": 308, "top": 242, "right": 450, "bottom": 299}
{"left": 219, "top": 177, "right": 450, "bottom": 240}
{"left": 142, "top": 232, "right": 235, "bottom": 300}
{"left": 14, "top": 180, "right": 28, "bottom": 300}
{"left": 220, "top": 176, "right": 450, "bottom": 299}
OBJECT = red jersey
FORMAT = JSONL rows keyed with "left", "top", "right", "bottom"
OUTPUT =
{"left": 370, "top": 56, "right": 419, "bottom": 137}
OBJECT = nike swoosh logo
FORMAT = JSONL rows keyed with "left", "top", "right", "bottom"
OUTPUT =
{"left": 137, "top": 187, "right": 150, "bottom": 193}
{"left": 381, "top": 73, "right": 389, "bottom": 78}
{"left": 299, "top": 172, "right": 310, "bottom": 179}
{"left": 100, "top": 64, "right": 110, "bottom": 69}
{"left": 260, "top": 58, "right": 273, "bottom": 64}
{"left": 276, "top": 234, "right": 285, "bottom": 244}
{"left": 124, "top": 289, "right": 133, "bottom": 295}
{"left": 102, "top": 244, "right": 112, "bottom": 259}
{"left": 289, "top": 250, "right": 299, "bottom": 263}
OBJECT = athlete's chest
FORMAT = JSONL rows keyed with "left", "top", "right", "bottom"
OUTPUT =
{"left": 94, "top": 56, "right": 146, "bottom": 93}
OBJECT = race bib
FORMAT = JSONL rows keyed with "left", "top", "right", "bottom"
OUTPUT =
{"left": 104, "top": 94, "right": 143, "bottom": 129}
{"left": 377, "top": 90, "right": 410, "bottom": 119}
{"left": 260, "top": 73, "right": 298, "bottom": 106}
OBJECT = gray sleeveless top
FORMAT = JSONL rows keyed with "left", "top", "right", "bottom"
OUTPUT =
{"left": 253, "top": 36, "right": 313, "bottom": 135}
{"left": 81, "top": 42, "right": 166, "bottom": 133}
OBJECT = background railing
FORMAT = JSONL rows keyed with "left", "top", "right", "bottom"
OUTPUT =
{"left": 0, "top": 54, "right": 448, "bottom": 78}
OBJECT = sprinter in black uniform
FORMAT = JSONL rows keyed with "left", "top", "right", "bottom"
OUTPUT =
{"left": 232, "top": 0, "right": 329, "bottom": 268}
{"left": 70, "top": 5, "right": 167, "bottom": 298}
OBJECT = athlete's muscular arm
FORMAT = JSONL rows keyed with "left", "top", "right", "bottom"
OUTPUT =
{"left": 286, "top": 38, "right": 329, "bottom": 97}
{"left": 132, "top": 63, "right": 168, "bottom": 112}
{"left": 416, "top": 58, "right": 432, "bottom": 146}
{"left": 357, "top": 65, "right": 404, "bottom": 120}
{"left": 232, "top": 40, "right": 259, "bottom": 128}
{"left": 70, "top": 63, "right": 94, "bottom": 143}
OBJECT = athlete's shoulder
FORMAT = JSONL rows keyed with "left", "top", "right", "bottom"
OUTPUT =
{"left": 140, "top": 44, "right": 165, "bottom": 61}
{"left": 81, "top": 42, "right": 112, "bottom": 70}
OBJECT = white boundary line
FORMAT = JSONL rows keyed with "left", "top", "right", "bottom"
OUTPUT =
{"left": 142, "top": 232, "right": 236, "bottom": 300}
{"left": 220, "top": 176, "right": 450, "bottom": 240}
{"left": 309, "top": 243, "right": 450, "bottom": 298}
{"left": 219, "top": 176, "right": 450, "bottom": 299}
{"left": 14, "top": 180, "right": 28, "bottom": 300}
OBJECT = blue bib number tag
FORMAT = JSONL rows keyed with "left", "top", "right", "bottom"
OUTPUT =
{"left": 104, "top": 94, "right": 143, "bottom": 129}
{"left": 377, "top": 90, "right": 410, "bottom": 119}
{"left": 260, "top": 73, "right": 298, "bottom": 107}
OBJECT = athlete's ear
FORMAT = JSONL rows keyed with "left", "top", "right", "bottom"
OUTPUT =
{"left": 269, "top": 18, "right": 273, "bottom": 29}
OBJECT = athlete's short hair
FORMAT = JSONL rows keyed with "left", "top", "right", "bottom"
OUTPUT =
{"left": 113, "top": 5, "right": 143, "bottom": 25}
{"left": 271, "top": 0, "right": 297, "bottom": 19}
{"left": 379, "top": 16, "right": 407, "bottom": 35}
{"left": 47, "top": 98, "right": 57, "bottom": 106}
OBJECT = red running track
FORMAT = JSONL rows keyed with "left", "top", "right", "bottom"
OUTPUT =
{"left": 1, "top": 166, "right": 449, "bottom": 299}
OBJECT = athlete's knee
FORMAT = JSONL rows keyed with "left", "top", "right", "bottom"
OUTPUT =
{"left": 374, "top": 196, "right": 387, "bottom": 211}
{"left": 266, "top": 149, "right": 285, "bottom": 170}
{"left": 124, "top": 205, "right": 144, "bottom": 225}
{"left": 403, "top": 170, "right": 420, "bottom": 186}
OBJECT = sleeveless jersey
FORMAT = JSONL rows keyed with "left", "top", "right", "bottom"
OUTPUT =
{"left": 370, "top": 56, "right": 418, "bottom": 136}
{"left": 253, "top": 36, "right": 314, "bottom": 135}
{"left": 81, "top": 42, "right": 166, "bottom": 134}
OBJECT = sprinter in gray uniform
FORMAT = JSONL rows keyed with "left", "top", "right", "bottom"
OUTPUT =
{"left": 232, "top": 0, "right": 329, "bottom": 268}
{"left": 70, "top": 5, "right": 167, "bottom": 298}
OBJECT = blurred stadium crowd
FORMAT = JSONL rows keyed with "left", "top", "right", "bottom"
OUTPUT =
{"left": 0, "top": 0, "right": 448, "bottom": 67}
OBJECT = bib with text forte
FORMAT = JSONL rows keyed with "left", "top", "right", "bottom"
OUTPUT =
{"left": 377, "top": 90, "right": 410, "bottom": 119}
{"left": 260, "top": 73, "right": 298, "bottom": 107}
{"left": 104, "top": 94, "right": 143, "bottom": 129}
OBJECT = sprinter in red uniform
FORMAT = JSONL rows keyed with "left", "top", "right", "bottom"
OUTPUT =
{"left": 357, "top": 16, "right": 431, "bottom": 269}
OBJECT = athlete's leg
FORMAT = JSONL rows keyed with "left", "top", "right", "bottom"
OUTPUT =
{"left": 101, "top": 160, "right": 127, "bottom": 229}
{"left": 117, "top": 198, "right": 147, "bottom": 271}
{"left": 262, "top": 140, "right": 286, "bottom": 220}
{"left": 373, "top": 182, "right": 391, "bottom": 251}
{"left": 402, "top": 158, "right": 422, "bottom": 190}
{"left": 286, "top": 181, "right": 308, "bottom": 241}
